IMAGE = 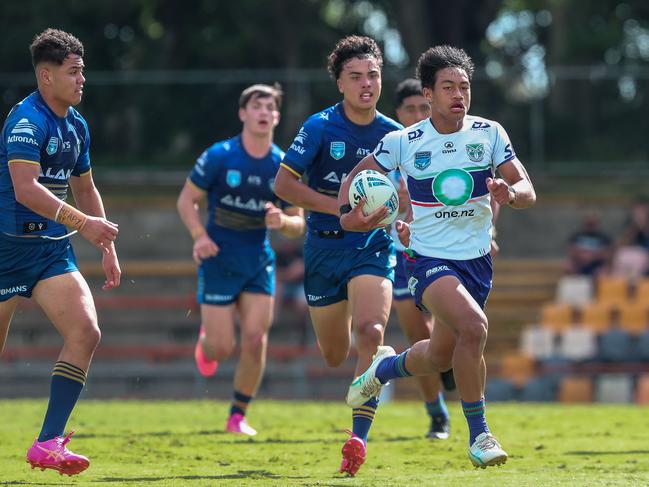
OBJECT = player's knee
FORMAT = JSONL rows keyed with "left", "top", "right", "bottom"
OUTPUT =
{"left": 241, "top": 330, "right": 268, "bottom": 357}
{"left": 69, "top": 321, "right": 101, "bottom": 351}
{"left": 322, "top": 347, "right": 348, "bottom": 367}
{"left": 354, "top": 322, "right": 384, "bottom": 350}
{"left": 459, "top": 319, "right": 488, "bottom": 349}
{"left": 426, "top": 347, "right": 453, "bottom": 372}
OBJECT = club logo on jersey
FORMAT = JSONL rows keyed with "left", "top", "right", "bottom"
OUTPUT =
{"left": 226, "top": 169, "right": 241, "bottom": 187}
{"left": 465, "top": 143, "right": 485, "bottom": 162}
{"left": 432, "top": 168, "right": 474, "bottom": 206}
{"left": 45, "top": 137, "right": 59, "bottom": 155}
{"left": 11, "top": 118, "right": 37, "bottom": 136}
{"left": 330, "top": 141, "right": 345, "bottom": 160}
{"left": 414, "top": 151, "right": 432, "bottom": 170}
{"left": 407, "top": 276, "right": 418, "bottom": 296}
{"left": 408, "top": 129, "right": 424, "bottom": 141}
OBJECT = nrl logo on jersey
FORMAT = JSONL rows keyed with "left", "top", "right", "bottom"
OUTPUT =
{"left": 330, "top": 141, "right": 345, "bottom": 160}
{"left": 46, "top": 137, "right": 59, "bottom": 155}
{"left": 414, "top": 151, "right": 432, "bottom": 170}
{"left": 226, "top": 169, "right": 241, "bottom": 187}
{"left": 465, "top": 143, "right": 485, "bottom": 162}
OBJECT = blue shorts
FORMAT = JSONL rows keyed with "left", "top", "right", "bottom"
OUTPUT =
{"left": 406, "top": 251, "right": 493, "bottom": 311}
{"left": 0, "top": 234, "right": 78, "bottom": 302}
{"left": 392, "top": 251, "right": 412, "bottom": 301}
{"left": 303, "top": 237, "right": 395, "bottom": 307}
{"left": 197, "top": 246, "right": 275, "bottom": 306}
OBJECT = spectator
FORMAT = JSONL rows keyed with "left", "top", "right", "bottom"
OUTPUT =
{"left": 564, "top": 210, "right": 612, "bottom": 276}
{"left": 612, "top": 198, "right": 649, "bottom": 278}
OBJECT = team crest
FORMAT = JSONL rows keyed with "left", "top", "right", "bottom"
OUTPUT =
{"left": 414, "top": 151, "right": 432, "bottom": 170}
{"left": 465, "top": 143, "right": 485, "bottom": 162}
{"left": 46, "top": 137, "right": 59, "bottom": 155}
{"left": 226, "top": 169, "right": 241, "bottom": 187}
{"left": 330, "top": 141, "right": 345, "bottom": 160}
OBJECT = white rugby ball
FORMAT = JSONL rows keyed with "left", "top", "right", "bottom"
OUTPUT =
{"left": 348, "top": 169, "right": 399, "bottom": 226}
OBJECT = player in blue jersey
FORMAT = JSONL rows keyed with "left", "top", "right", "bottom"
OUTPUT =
{"left": 177, "top": 84, "right": 304, "bottom": 436}
{"left": 274, "top": 36, "right": 402, "bottom": 476}
{"left": 339, "top": 45, "right": 536, "bottom": 468}
{"left": 390, "top": 78, "right": 451, "bottom": 439}
{"left": 0, "top": 29, "right": 120, "bottom": 476}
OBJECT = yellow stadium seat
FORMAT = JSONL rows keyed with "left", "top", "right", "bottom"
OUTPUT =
{"left": 596, "top": 276, "right": 629, "bottom": 306}
{"left": 558, "top": 376, "right": 593, "bottom": 403}
{"left": 500, "top": 353, "right": 536, "bottom": 387}
{"left": 579, "top": 302, "right": 614, "bottom": 333}
{"left": 540, "top": 303, "right": 574, "bottom": 333}
{"left": 634, "top": 278, "right": 649, "bottom": 306}
{"left": 618, "top": 303, "right": 649, "bottom": 334}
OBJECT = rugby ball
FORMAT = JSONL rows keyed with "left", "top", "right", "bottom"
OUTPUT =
{"left": 348, "top": 169, "right": 399, "bottom": 226}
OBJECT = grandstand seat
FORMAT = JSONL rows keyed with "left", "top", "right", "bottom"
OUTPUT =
{"left": 595, "top": 374, "right": 634, "bottom": 403}
{"left": 520, "top": 325, "right": 555, "bottom": 360}
{"left": 579, "top": 302, "right": 614, "bottom": 334}
{"left": 540, "top": 303, "right": 574, "bottom": 333}
{"left": 634, "top": 329, "right": 649, "bottom": 361}
{"left": 500, "top": 353, "right": 536, "bottom": 386}
{"left": 558, "top": 376, "right": 593, "bottom": 403}
{"left": 633, "top": 278, "right": 649, "bottom": 306}
{"left": 597, "top": 329, "right": 635, "bottom": 362}
{"left": 486, "top": 378, "right": 516, "bottom": 401}
{"left": 596, "top": 276, "right": 630, "bottom": 306}
{"left": 618, "top": 303, "right": 649, "bottom": 335}
{"left": 555, "top": 275, "right": 593, "bottom": 306}
{"left": 557, "top": 326, "right": 596, "bottom": 361}
{"left": 520, "top": 377, "right": 556, "bottom": 402}
{"left": 635, "top": 374, "right": 649, "bottom": 405}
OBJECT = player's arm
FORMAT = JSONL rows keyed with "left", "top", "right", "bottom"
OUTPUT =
{"left": 69, "top": 172, "right": 121, "bottom": 289}
{"left": 336, "top": 155, "right": 389, "bottom": 232}
{"left": 264, "top": 203, "right": 305, "bottom": 238}
{"left": 486, "top": 158, "right": 536, "bottom": 209}
{"left": 176, "top": 179, "right": 219, "bottom": 264}
{"left": 274, "top": 166, "right": 339, "bottom": 216}
{"left": 10, "top": 161, "right": 118, "bottom": 249}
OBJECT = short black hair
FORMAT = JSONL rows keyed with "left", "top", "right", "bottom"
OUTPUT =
{"left": 30, "top": 28, "right": 84, "bottom": 67}
{"left": 239, "top": 83, "right": 283, "bottom": 110}
{"left": 327, "top": 35, "right": 383, "bottom": 80}
{"left": 416, "top": 45, "right": 474, "bottom": 89}
{"left": 395, "top": 78, "right": 423, "bottom": 107}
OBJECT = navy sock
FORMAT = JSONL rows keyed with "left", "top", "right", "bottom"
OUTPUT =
{"left": 38, "top": 361, "right": 86, "bottom": 442}
{"left": 352, "top": 397, "right": 379, "bottom": 442}
{"left": 461, "top": 397, "right": 490, "bottom": 445}
{"left": 425, "top": 392, "right": 449, "bottom": 420}
{"left": 230, "top": 390, "right": 253, "bottom": 417}
{"left": 375, "top": 349, "right": 413, "bottom": 384}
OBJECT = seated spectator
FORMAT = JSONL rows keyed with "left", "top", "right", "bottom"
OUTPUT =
{"left": 613, "top": 198, "right": 649, "bottom": 278}
{"left": 564, "top": 210, "right": 612, "bottom": 276}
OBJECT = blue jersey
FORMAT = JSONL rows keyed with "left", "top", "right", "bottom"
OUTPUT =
{"left": 282, "top": 103, "right": 402, "bottom": 249}
{"left": 0, "top": 91, "right": 91, "bottom": 238}
{"left": 189, "top": 134, "right": 286, "bottom": 250}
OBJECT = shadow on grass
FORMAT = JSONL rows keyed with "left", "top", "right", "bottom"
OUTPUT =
{"left": 74, "top": 430, "right": 225, "bottom": 439}
{"left": 565, "top": 450, "right": 649, "bottom": 455}
{"left": 75, "top": 431, "right": 329, "bottom": 445}
{"left": 93, "top": 470, "right": 307, "bottom": 482}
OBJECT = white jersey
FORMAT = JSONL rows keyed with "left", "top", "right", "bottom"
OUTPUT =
{"left": 373, "top": 115, "right": 515, "bottom": 260}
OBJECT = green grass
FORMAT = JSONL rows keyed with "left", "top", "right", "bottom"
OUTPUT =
{"left": 2, "top": 400, "right": 648, "bottom": 486}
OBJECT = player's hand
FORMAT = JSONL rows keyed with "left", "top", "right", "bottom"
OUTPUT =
{"left": 395, "top": 219, "right": 411, "bottom": 247}
{"left": 397, "top": 178, "right": 411, "bottom": 213}
{"left": 486, "top": 177, "right": 513, "bottom": 205}
{"left": 340, "top": 199, "right": 388, "bottom": 232}
{"left": 79, "top": 216, "right": 119, "bottom": 253}
{"left": 101, "top": 247, "right": 121, "bottom": 290}
{"left": 192, "top": 234, "right": 219, "bottom": 264}
{"left": 264, "top": 202, "right": 284, "bottom": 230}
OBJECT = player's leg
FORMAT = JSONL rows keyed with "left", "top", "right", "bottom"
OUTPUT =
{"left": 394, "top": 298, "right": 450, "bottom": 439}
{"left": 27, "top": 271, "right": 99, "bottom": 475}
{"left": 309, "top": 302, "right": 352, "bottom": 366}
{"left": 225, "top": 292, "right": 274, "bottom": 436}
{"left": 0, "top": 297, "right": 18, "bottom": 355}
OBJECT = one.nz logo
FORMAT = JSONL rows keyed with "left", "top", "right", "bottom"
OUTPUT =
{"left": 46, "top": 137, "right": 59, "bottom": 155}
{"left": 330, "top": 141, "right": 345, "bottom": 160}
{"left": 465, "top": 143, "right": 485, "bottom": 162}
{"left": 414, "top": 151, "right": 432, "bottom": 170}
{"left": 226, "top": 169, "right": 241, "bottom": 187}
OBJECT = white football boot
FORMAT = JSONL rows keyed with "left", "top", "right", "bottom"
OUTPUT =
{"left": 346, "top": 346, "right": 396, "bottom": 408}
{"left": 468, "top": 432, "right": 508, "bottom": 468}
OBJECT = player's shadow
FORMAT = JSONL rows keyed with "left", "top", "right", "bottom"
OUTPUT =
{"left": 75, "top": 430, "right": 324, "bottom": 444}
{"left": 565, "top": 449, "right": 649, "bottom": 455}
{"left": 381, "top": 434, "right": 422, "bottom": 442}
{"left": 1, "top": 482, "right": 66, "bottom": 486}
{"left": 93, "top": 470, "right": 308, "bottom": 482}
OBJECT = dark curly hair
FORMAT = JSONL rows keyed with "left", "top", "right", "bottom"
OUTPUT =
{"left": 30, "top": 28, "right": 84, "bottom": 67}
{"left": 395, "top": 78, "right": 423, "bottom": 107}
{"left": 327, "top": 35, "right": 383, "bottom": 80}
{"left": 416, "top": 45, "right": 474, "bottom": 89}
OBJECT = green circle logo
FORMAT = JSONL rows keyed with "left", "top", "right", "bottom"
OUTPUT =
{"left": 432, "top": 168, "right": 474, "bottom": 206}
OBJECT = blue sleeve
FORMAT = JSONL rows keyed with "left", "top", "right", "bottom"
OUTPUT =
{"left": 189, "top": 147, "right": 220, "bottom": 191}
{"left": 281, "top": 116, "right": 323, "bottom": 177}
{"left": 72, "top": 120, "right": 91, "bottom": 176}
{"left": 5, "top": 111, "right": 46, "bottom": 163}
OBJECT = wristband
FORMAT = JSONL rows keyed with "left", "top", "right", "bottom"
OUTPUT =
{"left": 339, "top": 204, "right": 353, "bottom": 216}
{"left": 55, "top": 202, "right": 87, "bottom": 230}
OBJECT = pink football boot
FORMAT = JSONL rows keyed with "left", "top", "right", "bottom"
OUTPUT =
{"left": 225, "top": 413, "right": 257, "bottom": 436}
{"left": 26, "top": 431, "right": 89, "bottom": 476}
{"left": 194, "top": 325, "right": 218, "bottom": 377}
{"left": 339, "top": 430, "right": 366, "bottom": 476}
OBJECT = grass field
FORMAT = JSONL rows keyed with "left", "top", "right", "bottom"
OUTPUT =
{"left": 1, "top": 400, "right": 648, "bottom": 486}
